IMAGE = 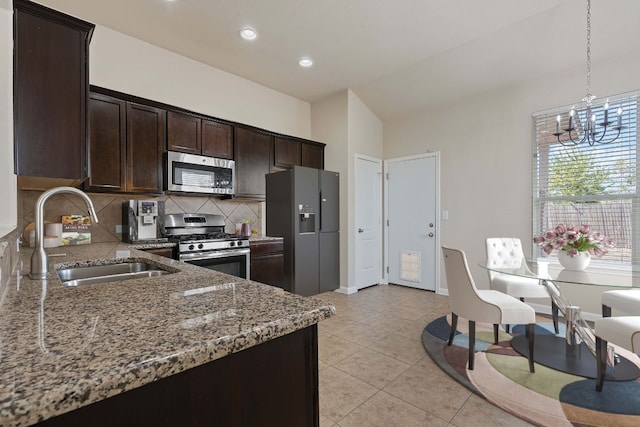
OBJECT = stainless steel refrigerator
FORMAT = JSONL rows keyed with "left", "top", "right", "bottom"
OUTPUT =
{"left": 266, "top": 166, "right": 340, "bottom": 296}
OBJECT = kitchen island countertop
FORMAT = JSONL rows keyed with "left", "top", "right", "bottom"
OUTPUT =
{"left": 0, "top": 242, "right": 335, "bottom": 426}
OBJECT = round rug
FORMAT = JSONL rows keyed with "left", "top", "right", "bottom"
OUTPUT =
{"left": 422, "top": 316, "right": 640, "bottom": 427}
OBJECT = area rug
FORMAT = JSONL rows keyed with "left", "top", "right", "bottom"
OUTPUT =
{"left": 422, "top": 315, "right": 640, "bottom": 427}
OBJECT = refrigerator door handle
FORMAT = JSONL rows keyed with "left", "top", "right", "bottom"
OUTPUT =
{"left": 319, "top": 191, "right": 323, "bottom": 231}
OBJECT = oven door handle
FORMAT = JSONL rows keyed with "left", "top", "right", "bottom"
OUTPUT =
{"left": 180, "top": 248, "right": 250, "bottom": 262}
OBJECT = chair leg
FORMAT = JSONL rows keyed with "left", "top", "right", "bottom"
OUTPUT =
{"left": 448, "top": 313, "right": 458, "bottom": 346}
{"left": 552, "top": 301, "right": 559, "bottom": 334}
{"left": 602, "top": 304, "right": 612, "bottom": 318}
{"left": 493, "top": 324, "right": 499, "bottom": 344}
{"left": 468, "top": 320, "right": 476, "bottom": 370}
{"left": 526, "top": 323, "right": 535, "bottom": 373}
{"left": 596, "top": 336, "right": 607, "bottom": 392}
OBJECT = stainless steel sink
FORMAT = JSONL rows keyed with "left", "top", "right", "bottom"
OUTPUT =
{"left": 57, "top": 261, "right": 174, "bottom": 287}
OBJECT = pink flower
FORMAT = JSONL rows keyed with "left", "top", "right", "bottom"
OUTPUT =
{"left": 566, "top": 247, "right": 578, "bottom": 257}
{"left": 533, "top": 236, "right": 545, "bottom": 244}
{"left": 555, "top": 224, "right": 567, "bottom": 235}
{"left": 580, "top": 225, "right": 591, "bottom": 234}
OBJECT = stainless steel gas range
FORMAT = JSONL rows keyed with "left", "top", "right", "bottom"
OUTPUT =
{"left": 164, "top": 213, "right": 250, "bottom": 279}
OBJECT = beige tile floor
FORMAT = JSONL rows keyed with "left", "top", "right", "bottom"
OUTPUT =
{"left": 315, "top": 284, "right": 534, "bottom": 427}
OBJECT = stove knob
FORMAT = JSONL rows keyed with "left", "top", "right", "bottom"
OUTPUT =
{"left": 198, "top": 243, "right": 204, "bottom": 250}
{"left": 188, "top": 244, "right": 195, "bottom": 251}
{"left": 230, "top": 241, "right": 236, "bottom": 247}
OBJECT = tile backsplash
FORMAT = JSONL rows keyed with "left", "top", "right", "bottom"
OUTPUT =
{"left": 0, "top": 227, "right": 22, "bottom": 298}
{"left": 19, "top": 191, "right": 263, "bottom": 244}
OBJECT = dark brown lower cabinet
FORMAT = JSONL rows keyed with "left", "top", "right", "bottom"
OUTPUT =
{"left": 36, "top": 325, "right": 319, "bottom": 427}
{"left": 140, "top": 247, "right": 174, "bottom": 258}
{"left": 250, "top": 240, "right": 285, "bottom": 288}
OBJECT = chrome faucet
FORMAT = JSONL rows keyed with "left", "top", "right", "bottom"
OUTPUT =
{"left": 30, "top": 187, "right": 99, "bottom": 280}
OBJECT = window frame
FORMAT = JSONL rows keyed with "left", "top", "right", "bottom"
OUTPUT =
{"left": 532, "top": 90, "right": 640, "bottom": 265}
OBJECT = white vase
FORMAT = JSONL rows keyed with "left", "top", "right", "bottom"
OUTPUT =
{"left": 557, "top": 250, "right": 591, "bottom": 271}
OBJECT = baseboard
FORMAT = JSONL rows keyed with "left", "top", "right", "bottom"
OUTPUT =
{"left": 335, "top": 286, "right": 358, "bottom": 295}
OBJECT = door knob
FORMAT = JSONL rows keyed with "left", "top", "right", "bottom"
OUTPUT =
{"left": 358, "top": 228, "right": 364, "bottom": 233}
{"left": 428, "top": 232, "right": 434, "bottom": 237}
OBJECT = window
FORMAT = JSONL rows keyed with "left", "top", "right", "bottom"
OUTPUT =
{"left": 532, "top": 91, "right": 639, "bottom": 264}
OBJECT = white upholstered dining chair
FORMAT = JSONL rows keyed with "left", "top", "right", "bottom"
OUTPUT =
{"left": 442, "top": 246, "right": 536, "bottom": 372}
{"left": 485, "top": 238, "right": 559, "bottom": 334}
{"left": 601, "top": 289, "right": 640, "bottom": 317}
{"left": 594, "top": 316, "right": 640, "bottom": 391}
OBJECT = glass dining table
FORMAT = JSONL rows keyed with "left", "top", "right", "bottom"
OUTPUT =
{"left": 478, "top": 260, "right": 640, "bottom": 379}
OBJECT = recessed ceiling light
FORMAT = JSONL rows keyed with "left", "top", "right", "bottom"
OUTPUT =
{"left": 299, "top": 57, "right": 313, "bottom": 68}
{"left": 239, "top": 27, "right": 258, "bottom": 41}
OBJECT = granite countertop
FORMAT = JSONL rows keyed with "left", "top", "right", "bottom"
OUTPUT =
{"left": 0, "top": 243, "right": 335, "bottom": 426}
{"left": 249, "top": 235, "right": 283, "bottom": 242}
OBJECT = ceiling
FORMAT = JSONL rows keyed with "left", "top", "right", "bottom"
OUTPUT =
{"left": 31, "top": 0, "right": 640, "bottom": 121}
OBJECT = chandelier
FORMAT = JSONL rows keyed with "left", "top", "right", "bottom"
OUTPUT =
{"left": 554, "top": 0, "right": 624, "bottom": 146}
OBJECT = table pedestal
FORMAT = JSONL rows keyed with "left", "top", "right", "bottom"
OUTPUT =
{"left": 511, "top": 334, "right": 640, "bottom": 380}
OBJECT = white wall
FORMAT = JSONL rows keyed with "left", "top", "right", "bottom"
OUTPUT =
{"left": 311, "top": 91, "right": 349, "bottom": 288}
{"left": 384, "top": 48, "right": 640, "bottom": 309}
{"left": 0, "top": 1, "right": 17, "bottom": 237}
{"left": 311, "top": 90, "right": 383, "bottom": 293}
{"left": 90, "top": 26, "right": 311, "bottom": 139}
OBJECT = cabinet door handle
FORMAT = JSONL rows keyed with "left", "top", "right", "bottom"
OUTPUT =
{"left": 428, "top": 232, "right": 434, "bottom": 237}
{"left": 358, "top": 228, "right": 364, "bottom": 233}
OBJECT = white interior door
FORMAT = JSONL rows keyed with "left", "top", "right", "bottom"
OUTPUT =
{"left": 385, "top": 153, "right": 439, "bottom": 291}
{"left": 355, "top": 155, "right": 382, "bottom": 290}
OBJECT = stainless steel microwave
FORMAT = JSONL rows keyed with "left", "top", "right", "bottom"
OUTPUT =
{"left": 166, "top": 151, "right": 235, "bottom": 195}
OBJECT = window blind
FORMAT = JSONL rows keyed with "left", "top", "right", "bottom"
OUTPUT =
{"left": 532, "top": 91, "right": 639, "bottom": 264}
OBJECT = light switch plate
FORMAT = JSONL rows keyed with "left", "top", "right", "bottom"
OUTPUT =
{"left": 442, "top": 210, "right": 449, "bottom": 220}
{"left": 115, "top": 224, "right": 122, "bottom": 233}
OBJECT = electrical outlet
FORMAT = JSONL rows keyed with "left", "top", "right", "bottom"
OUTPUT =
{"left": 442, "top": 210, "right": 449, "bottom": 220}
{"left": 115, "top": 224, "right": 122, "bottom": 233}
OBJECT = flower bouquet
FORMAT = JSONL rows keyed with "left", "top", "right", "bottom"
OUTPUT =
{"left": 533, "top": 224, "right": 614, "bottom": 257}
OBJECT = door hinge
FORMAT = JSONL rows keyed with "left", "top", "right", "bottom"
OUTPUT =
{"left": 386, "top": 219, "right": 389, "bottom": 226}
{"left": 386, "top": 172, "right": 389, "bottom": 180}
{"left": 386, "top": 266, "right": 389, "bottom": 273}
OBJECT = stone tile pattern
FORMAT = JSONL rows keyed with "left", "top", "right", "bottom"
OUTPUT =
{"left": 19, "top": 191, "right": 263, "bottom": 244}
{"left": 0, "top": 243, "right": 334, "bottom": 426}
{"left": 314, "top": 285, "right": 533, "bottom": 427}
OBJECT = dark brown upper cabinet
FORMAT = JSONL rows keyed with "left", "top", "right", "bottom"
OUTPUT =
{"left": 167, "top": 111, "right": 233, "bottom": 159}
{"left": 126, "top": 103, "right": 166, "bottom": 193}
{"left": 86, "top": 94, "right": 126, "bottom": 192}
{"left": 274, "top": 137, "right": 325, "bottom": 171}
{"left": 274, "top": 137, "right": 302, "bottom": 170}
{"left": 86, "top": 93, "right": 165, "bottom": 194}
{"left": 235, "top": 127, "right": 273, "bottom": 199}
{"left": 301, "top": 143, "right": 324, "bottom": 169}
{"left": 13, "top": 0, "right": 94, "bottom": 183}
